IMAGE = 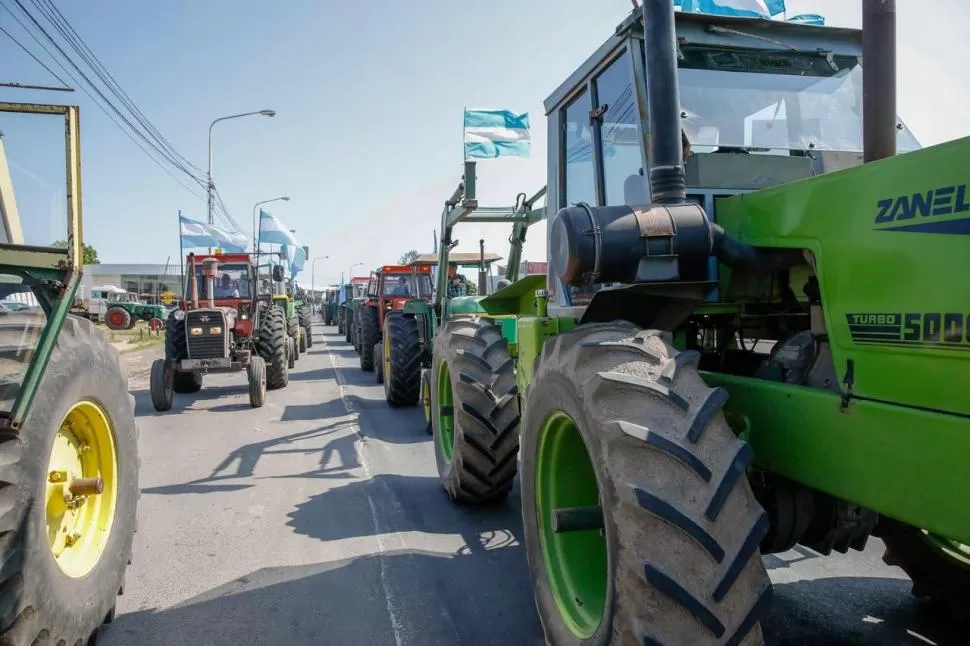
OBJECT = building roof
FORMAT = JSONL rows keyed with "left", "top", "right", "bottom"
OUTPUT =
{"left": 410, "top": 252, "right": 503, "bottom": 266}
{"left": 83, "top": 263, "right": 183, "bottom": 277}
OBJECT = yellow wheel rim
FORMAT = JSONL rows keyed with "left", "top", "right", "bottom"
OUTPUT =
{"left": 46, "top": 400, "right": 118, "bottom": 578}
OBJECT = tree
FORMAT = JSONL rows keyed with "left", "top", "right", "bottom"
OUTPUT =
{"left": 51, "top": 240, "right": 100, "bottom": 264}
{"left": 399, "top": 249, "right": 419, "bottom": 265}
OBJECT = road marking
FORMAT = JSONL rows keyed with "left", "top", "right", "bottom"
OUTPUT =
{"left": 322, "top": 330, "right": 408, "bottom": 646}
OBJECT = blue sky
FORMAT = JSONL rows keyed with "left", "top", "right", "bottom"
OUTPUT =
{"left": 1, "top": 0, "right": 968, "bottom": 287}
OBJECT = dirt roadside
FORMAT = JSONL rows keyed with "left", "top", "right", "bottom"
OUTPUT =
{"left": 113, "top": 342, "right": 162, "bottom": 390}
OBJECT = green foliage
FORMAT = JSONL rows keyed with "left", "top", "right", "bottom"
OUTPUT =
{"left": 399, "top": 249, "right": 419, "bottom": 265}
{"left": 51, "top": 240, "right": 100, "bottom": 264}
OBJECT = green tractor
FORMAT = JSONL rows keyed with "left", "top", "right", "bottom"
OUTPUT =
{"left": 383, "top": 181, "right": 544, "bottom": 422}
{"left": 256, "top": 258, "right": 301, "bottom": 368}
{"left": 345, "top": 276, "right": 370, "bottom": 348}
{"left": 292, "top": 281, "right": 314, "bottom": 351}
{"left": 0, "top": 102, "right": 138, "bottom": 644}
{"left": 322, "top": 286, "right": 339, "bottom": 326}
{"left": 430, "top": 1, "right": 969, "bottom": 643}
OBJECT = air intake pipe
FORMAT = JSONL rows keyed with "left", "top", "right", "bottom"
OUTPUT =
{"left": 862, "top": 0, "right": 896, "bottom": 163}
{"left": 642, "top": 0, "right": 686, "bottom": 204}
{"left": 550, "top": 203, "right": 803, "bottom": 287}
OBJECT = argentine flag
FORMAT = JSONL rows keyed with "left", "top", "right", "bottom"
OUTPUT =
{"left": 259, "top": 209, "right": 307, "bottom": 277}
{"left": 463, "top": 109, "right": 531, "bottom": 160}
{"left": 179, "top": 215, "right": 248, "bottom": 252}
{"left": 676, "top": 0, "right": 785, "bottom": 18}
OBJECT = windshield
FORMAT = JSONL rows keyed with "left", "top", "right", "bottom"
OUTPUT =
{"left": 678, "top": 47, "right": 920, "bottom": 154}
{"left": 192, "top": 262, "right": 253, "bottom": 299}
{"left": 380, "top": 273, "right": 432, "bottom": 298}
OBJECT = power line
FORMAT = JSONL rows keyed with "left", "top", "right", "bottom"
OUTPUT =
{"left": 0, "top": 23, "right": 71, "bottom": 89}
{"left": 32, "top": 0, "right": 204, "bottom": 176}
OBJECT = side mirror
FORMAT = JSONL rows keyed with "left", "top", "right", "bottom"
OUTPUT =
{"left": 272, "top": 265, "right": 285, "bottom": 282}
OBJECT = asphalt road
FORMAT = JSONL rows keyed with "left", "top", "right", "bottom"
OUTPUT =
{"left": 101, "top": 318, "right": 963, "bottom": 646}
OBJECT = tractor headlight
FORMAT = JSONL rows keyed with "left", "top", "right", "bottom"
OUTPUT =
{"left": 190, "top": 327, "right": 203, "bottom": 336}
{"left": 173, "top": 309, "right": 185, "bottom": 321}
{"left": 210, "top": 326, "right": 222, "bottom": 335}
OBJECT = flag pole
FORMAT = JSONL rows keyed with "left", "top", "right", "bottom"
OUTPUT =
{"left": 178, "top": 209, "right": 186, "bottom": 303}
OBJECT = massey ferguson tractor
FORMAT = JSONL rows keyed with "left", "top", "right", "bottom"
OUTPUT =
{"left": 150, "top": 252, "right": 289, "bottom": 411}
{"left": 426, "top": 1, "right": 970, "bottom": 644}
{"left": 354, "top": 264, "right": 433, "bottom": 380}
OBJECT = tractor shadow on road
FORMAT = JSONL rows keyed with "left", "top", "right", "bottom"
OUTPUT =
{"left": 763, "top": 575, "right": 964, "bottom": 645}
{"left": 131, "top": 384, "right": 255, "bottom": 417}
{"left": 100, "top": 547, "right": 545, "bottom": 646}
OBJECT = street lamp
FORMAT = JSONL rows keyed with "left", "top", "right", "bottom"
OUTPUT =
{"left": 349, "top": 262, "right": 364, "bottom": 286}
{"left": 311, "top": 255, "right": 330, "bottom": 293}
{"left": 252, "top": 196, "right": 290, "bottom": 249}
{"left": 207, "top": 109, "right": 276, "bottom": 227}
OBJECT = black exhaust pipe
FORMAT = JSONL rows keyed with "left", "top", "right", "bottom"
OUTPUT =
{"left": 862, "top": 0, "right": 896, "bottom": 163}
{"left": 641, "top": 0, "right": 686, "bottom": 204}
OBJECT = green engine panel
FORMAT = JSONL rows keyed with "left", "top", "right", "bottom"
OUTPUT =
{"left": 705, "top": 372, "right": 970, "bottom": 544}
{"left": 716, "top": 136, "right": 970, "bottom": 417}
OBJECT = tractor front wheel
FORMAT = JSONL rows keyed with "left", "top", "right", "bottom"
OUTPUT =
{"left": 431, "top": 316, "right": 518, "bottom": 504}
{"left": 383, "top": 311, "right": 421, "bottom": 407}
{"left": 149, "top": 359, "right": 173, "bottom": 412}
{"left": 358, "top": 306, "right": 380, "bottom": 371}
{"left": 247, "top": 355, "right": 267, "bottom": 408}
{"left": 104, "top": 306, "right": 131, "bottom": 331}
{"left": 520, "top": 323, "right": 771, "bottom": 646}
{"left": 0, "top": 316, "right": 138, "bottom": 645}
{"left": 375, "top": 342, "right": 385, "bottom": 384}
{"left": 420, "top": 370, "right": 432, "bottom": 435}
{"left": 883, "top": 525, "right": 970, "bottom": 620}
{"left": 258, "top": 305, "right": 289, "bottom": 390}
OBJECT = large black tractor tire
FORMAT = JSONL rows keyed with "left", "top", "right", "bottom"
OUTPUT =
{"left": 375, "top": 342, "right": 385, "bottom": 384}
{"left": 298, "top": 307, "right": 313, "bottom": 348}
{"left": 287, "top": 314, "right": 300, "bottom": 362}
{"left": 0, "top": 316, "right": 138, "bottom": 646}
{"left": 258, "top": 305, "right": 289, "bottom": 390}
{"left": 383, "top": 311, "right": 422, "bottom": 407}
{"left": 431, "top": 316, "right": 519, "bottom": 504}
{"left": 149, "top": 359, "right": 173, "bottom": 412}
{"left": 882, "top": 525, "right": 970, "bottom": 621}
{"left": 164, "top": 309, "right": 186, "bottom": 361}
{"left": 520, "top": 323, "right": 771, "bottom": 646}
{"left": 288, "top": 338, "right": 296, "bottom": 370}
{"left": 358, "top": 306, "right": 380, "bottom": 372}
{"left": 247, "top": 355, "right": 267, "bottom": 408}
{"left": 343, "top": 309, "right": 351, "bottom": 342}
{"left": 172, "top": 371, "right": 202, "bottom": 394}
{"left": 104, "top": 306, "right": 131, "bottom": 331}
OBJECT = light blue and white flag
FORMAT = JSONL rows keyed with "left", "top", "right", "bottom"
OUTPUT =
{"left": 787, "top": 13, "right": 825, "bottom": 25}
{"left": 463, "top": 109, "right": 531, "bottom": 160}
{"left": 259, "top": 209, "right": 307, "bottom": 277}
{"left": 179, "top": 215, "right": 248, "bottom": 252}
{"left": 677, "top": 0, "right": 785, "bottom": 18}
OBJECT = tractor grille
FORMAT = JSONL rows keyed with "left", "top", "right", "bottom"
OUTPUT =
{"left": 185, "top": 310, "right": 228, "bottom": 359}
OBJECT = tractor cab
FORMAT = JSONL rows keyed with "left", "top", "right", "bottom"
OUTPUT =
{"left": 364, "top": 264, "right": 433, "bottom": 328}
{"left": 545, "top": 6, "right": 921, "bottom": 309}
{"left": 177, "top": 251, "right": 259, "bottom": 341}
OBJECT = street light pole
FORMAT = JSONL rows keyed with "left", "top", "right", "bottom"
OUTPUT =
{"left": 207, "top": 109, "right": 276, "bottom": 227}
{"left": 349, "top": 262, "right": 364, "bottom": 286}
{"left": 252, "top": 196, "right": 290, "bottom": 250}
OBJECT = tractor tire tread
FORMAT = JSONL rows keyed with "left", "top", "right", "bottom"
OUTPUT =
{"left": 433, "top": 316, "right": 519, "bottom": 504}
{"left": 384, "top": 312, "right": 422, "bottom": 406}
{"left": 258, "top": 305, "right": 289, "bottom": 390}
{"left": 521, "top": 322, "right": 770, "bottom": 646}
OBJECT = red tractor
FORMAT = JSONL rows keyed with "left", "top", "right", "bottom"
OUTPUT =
{"left": 354, "top": 265, "right": 433, "bottom": 389}
{"left": 149, "top": 251, "right": 290, "bottom": 411}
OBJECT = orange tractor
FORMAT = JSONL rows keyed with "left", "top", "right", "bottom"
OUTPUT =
{"left": 353, "top": 264, "right": 433, "bottom": 390}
